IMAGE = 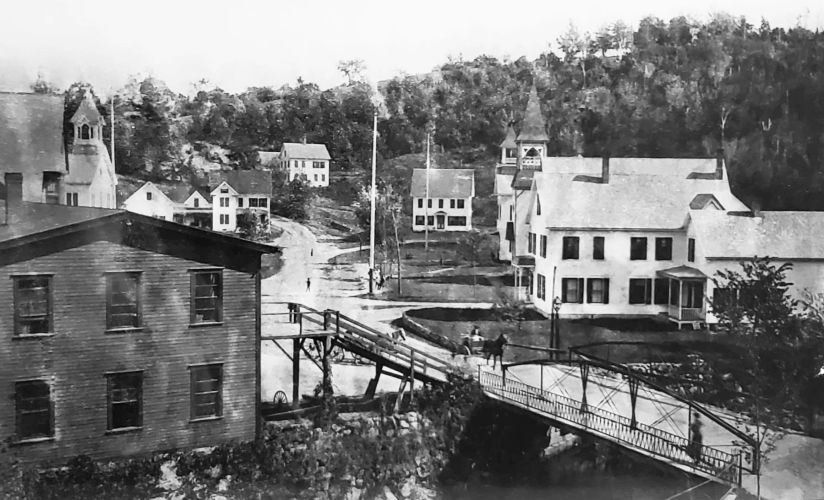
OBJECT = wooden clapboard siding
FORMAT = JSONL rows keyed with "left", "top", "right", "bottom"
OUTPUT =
{"left": 0, "top": 240, "right": 257, "bottom": 463}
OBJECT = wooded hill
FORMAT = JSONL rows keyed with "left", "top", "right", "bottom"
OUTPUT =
{"left": 40, "top": 13, "right": 824, "bottom": 211}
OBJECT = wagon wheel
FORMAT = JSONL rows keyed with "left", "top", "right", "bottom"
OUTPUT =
{"left": 272, "top": 390, "right": 289, "bottom": 411}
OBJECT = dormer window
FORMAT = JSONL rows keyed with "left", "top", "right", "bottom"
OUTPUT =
{"left": 81, "top": 124, "right": 91, "bottom": 140}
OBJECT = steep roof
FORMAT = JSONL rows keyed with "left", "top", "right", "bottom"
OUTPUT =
{"left": 70, "top": 91, "right": 104, "bottom": 125}
{"left": 516, "top": 86, "right": 549, "bottom": 143}
{"left": 159, "top": 183, "right": 198, "bottom": 203}
{"left": 689, "top": 211, "right": 824, "bottom": 260}
{"left": 0, "top": 92, "right": 66, "bottom": 174}
{"left": 535, "top": 172, "right": 748, "bottom": 230}
{"left": 511, "top": 169, "right": 536, "bottom": 190}
{"left": 209, "top": 170, "right": 272, "bottom": 196}
{"left": 281, "top": 143, "right": 331, "bottom": 160}
{"left": 410, "top": 168, "right": 475, "bottom": 198}
{"left": 541, "top": 157, "right": 721, "bottom": 178}
{"left": 499, "top": 125, "right": 517, "bottom": 149}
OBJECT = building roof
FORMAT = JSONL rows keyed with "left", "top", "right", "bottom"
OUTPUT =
{"left": 541, "top": 157, "right": 721, "bottom": 178}
{"left": 536, "top": 172, "right": 748, "bottom": 230}
{"left": 159, "top": 183, "right": 199, "bottom": 203}
{"left": 689, "top": 193, "right": 724, "bottom": 210}
{"left": 70, "top": 91, "right": 104, "bottom": 125}
{"left": 209, "top": 170, "right": 272, "bottom": 196}
{"left": 511, "top": 169, "right": 536, "bottom": 190}
{"left": 0, "top": 202, "right": 279, "bottom": 273}
{"left": 494, "top": 173, "right": 514, "bottom": 196}
{"left": 258, "top": 151, "right": 279, "bottom": 165}
{"left": 499, "top": 125, "right": 517, "bottom": 149}
{"left": 410, "top": 168, "right": 475, "bottom": 198}
{"left": 689, "top": 210, "right": 824, "bottom": 260}
{"left": 657, "top": 265, "right": 708, "bottom": 280}
{"left": 0, "top": 92, "right": 66, "bottom": 174}
{"left": 516, "top": 86, "right": 549, "bottom": 143}
{"left": 281, "top": 143, "right": 331, "bottom": 160}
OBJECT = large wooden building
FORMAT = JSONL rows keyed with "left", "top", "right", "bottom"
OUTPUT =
{"left": 0, "top": 173, "right": 278, "bottom": 463}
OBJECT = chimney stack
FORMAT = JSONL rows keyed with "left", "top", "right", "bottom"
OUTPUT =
{"left": 4, "top": 172, "right": 23, "bottom": 225}
{"left": 751, "top": 199, "right": 762, "bottom": 217}
{"left": 716, "top": 148, "right": 725, "bottom": 180}
{"left": 601, "top": 155, "right": 610, "bottom": 184}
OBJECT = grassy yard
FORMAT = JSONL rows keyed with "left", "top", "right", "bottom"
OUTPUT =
{"left": 405, "top": 307, "right": 743, "bottom": 364}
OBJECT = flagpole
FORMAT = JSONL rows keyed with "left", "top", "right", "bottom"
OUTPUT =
{"left": 110, "top": 96, "right": 115, "bottom": 168}
{"left": 368, "top": 110, "right": 378, "bottom": 295}
{"left": 424, "top": 132, "right": 430, "bottom": 254}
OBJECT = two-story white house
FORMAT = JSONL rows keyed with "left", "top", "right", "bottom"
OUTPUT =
{"left": 278, "top": 142, "right": 331, "bottom": 187}
{"left": 410, "top": 168, "right": 475, "bottom": 232}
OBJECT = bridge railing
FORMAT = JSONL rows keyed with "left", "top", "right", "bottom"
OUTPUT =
{"left": 479, "top": 370, "right": 743, "bottom": 486}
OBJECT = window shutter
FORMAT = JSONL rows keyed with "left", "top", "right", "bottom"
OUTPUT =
{"left": 604, "top": 279, "right": 610, "bottom": 304}
{"left": 645, "top": 278, "right": 652, "bottom": 304}
{"left": 586, "top": 279, "right": 593, "bottom": 303}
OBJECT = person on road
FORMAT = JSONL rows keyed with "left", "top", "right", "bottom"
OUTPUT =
{"left": 306, "top": 277, "right": 311, "bottom": 291}
{"left": 689, "top": 413, "right": 703, "bottom": 463}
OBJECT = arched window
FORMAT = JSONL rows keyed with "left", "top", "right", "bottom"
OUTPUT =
{"left": 80, "top": 124, "right": 90, "bottom": 140}
{"left": 525, "top": 147, "right": 540, "bottom": 157}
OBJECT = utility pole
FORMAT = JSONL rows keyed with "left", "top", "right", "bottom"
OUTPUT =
{"left": 368, "top": 110, "right": 378, "bottom": 295}
{"left": 424, "top": 132, "right": 430, "bottom": 254}
{"left": 110, "top": 95, "right": 115, "bottom": 168}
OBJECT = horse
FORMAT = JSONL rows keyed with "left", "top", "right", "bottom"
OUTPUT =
{"left": 481, "top": 334, "right": 508, "bottom": 369}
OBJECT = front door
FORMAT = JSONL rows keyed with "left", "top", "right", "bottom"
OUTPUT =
{"left": 436, "top": 214, "right": 445, "bottom": 230}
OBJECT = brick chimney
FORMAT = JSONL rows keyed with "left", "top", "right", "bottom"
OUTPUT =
{"left": 716, "top": 148, "right": 725, "bottom": 180}
{"left": 3, "top": 172, "right": 23, "bottom": 225}
{"left": 601, "top": 155, "right": 610, "bottom": 184}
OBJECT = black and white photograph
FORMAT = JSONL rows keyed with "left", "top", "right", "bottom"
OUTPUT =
{"left": 1, "top": 1, "right": 824, "bottom": 498}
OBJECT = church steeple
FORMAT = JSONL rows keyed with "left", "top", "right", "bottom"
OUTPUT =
{"left": 70, "top": 91, "right": 105, "bottom": 146}
{"left": 516, "top": 84, "right": 548, "bottom": 170}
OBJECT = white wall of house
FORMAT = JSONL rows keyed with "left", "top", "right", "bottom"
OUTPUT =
{"left": 123, "top": 183, "right": 176, "bottom": 220}
{"left": 497, "top": 194, "right": 514, "bottom": 261}
{"left": 236, "top": 195, "right": 270, "bottom": 211}
{"left": 531, "top": 229, "right": 689, "bottom": 317}
{"left": 282, "top": 158, "right": 329, "bottom": 187}
{"left": 183, "top": 191, "right": 211, "bottom": 209}
{"left": 411, "top": 196, "right": 472, "bottom": 231}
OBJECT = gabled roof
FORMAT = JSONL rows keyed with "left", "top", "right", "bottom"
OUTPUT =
{"left": 0, "top": 92, "right": 66, "bottom": 174}
{"left": 209, "top": 170, "right": 272, "bottom": 196}
{"left": 410, "top": 168, "right": 475, "bottom": 198}
{"left": 689, "top": 210, "right": 824, "bottom": 260}
{"left": 500, "top": 125, "right": 517, "bottom": 149}
{"left": 494, "top": 172, "right": 515, "bottom": 196}
{"left": 123, "top": 182, "right": 174, "bottom": 205}
{"left": 511, "top": 169, "right": 536, "bottom": 190}
{"left": 70, "top": 91, "right": 104, "bottom": 125}
{"left": 689, "top": 193, "right": 724, "bottom": 210}
{"left": 516, "top": 86, "right": 549, "bottom": 143}
{"left": 0, "top": 202, "right": 279, "bottom": 273}
{"left": 210, "top": 181, "right": 239, "bottom": 197}
{"left": 541, "top": 157, "right": 721, "bottom": 178}
{"left": 281, "top": 143, "right": 331, "bottom": 160}
{"left": 536, "top": 172, "right": 748, "bottom": 230}
{"left": 184, "top": 187, "right": 212, "bottom": 205}
{"left": 159, "top": 183, "right": 199, "bottom": 203}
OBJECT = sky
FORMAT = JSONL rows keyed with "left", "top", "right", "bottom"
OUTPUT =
{"left": 1, "top": 0, "right": 822, "bottom": 96}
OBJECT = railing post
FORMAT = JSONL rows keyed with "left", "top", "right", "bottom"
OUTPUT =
{"left": 738, "top": 452, "right": 743, "bottom": 486}
{"left": 323, "top": 310, "right": 329, "bottom": 330}
{"left": 299, "top": 312, "right": 303, "bottom": 336}
{"left": 335, "top": 311, "right": 340, "bottom": 334}
{"left": 502, "top": 367, "right": 507, "bottom": 389}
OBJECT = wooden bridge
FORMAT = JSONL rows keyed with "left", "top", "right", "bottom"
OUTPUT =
{"left": 262, "top": 303, "right": 758, "bottom": 488}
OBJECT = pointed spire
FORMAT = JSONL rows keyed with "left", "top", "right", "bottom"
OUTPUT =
{"left": 499, "top": 124, "right": 517, "bottom": 149}
{"left": 516, "top": 85, "right": 549, "bottom": 143}
{"left": 70, "top": 90, "right": 104, "bottom": 125}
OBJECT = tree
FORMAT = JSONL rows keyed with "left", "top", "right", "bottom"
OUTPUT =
{"left": 270, "top": 170, "right": 313, "bottom": 222}
{"left": 30, "top": 72, "right": 58, "bottom": 94}
{"left": 456, "top": 230, "right": 495, "bottom": 296}
{"left": 337, "top": 59, "right": 367, "bottom": 85}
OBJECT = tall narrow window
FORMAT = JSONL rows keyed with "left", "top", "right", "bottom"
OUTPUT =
{"left": 654, "top": 278, "right": 669, "bottom": 305}
{"left": 417, "top": 199, "right": 423, "bottom": 209}
{"left": 146, "top": 192, "right": 152, "bottom": 201}
{"left": 655, "top": 237, "right": 673, "bottom": 260}
{"left": 528, "top": 232, "right": 535, "bottom": 254}
{"left": 238, "top": 198, "right": 244, "bottom": 208}
{"left": 540, "top": 235, "right": 547, "bottom": 258}
{"left": 450, "top": 199, "right": 456, "bottom": 209}
{"left": 15, "top": 380, "right": 52, "bottom": 440}
{"left": 80, "top": 124, "right": 90, "bottom": 140}
{"left": 593, "top": 236, "right": 605, "bottom": 260}
{"left": 428, "top": 199, "right": 432, "bottom": 209}
{"left": 439, "top": 199, "right": 444, "bottom": 209}
{"left": 561, "top": 278, "right": 584, "bottom": 303}
{"left": 13, "top": 275, "right": 52, "bottom": 335}
{"left": 106, "top": 272, "right": 141, "bottom": 330}
{"left": 688, "top": 238, "right": 696, "bottom": 262}
{"left": 194, "top": 198, "right": 200, "bottom": 208}
{"left": 457, "top": 199, "right": 465, "bottom": 209}
{"left": 562, "top": 237, "right": 579, "bottom": 260}
{"left": 630, "top": 237, "right": 647, "bottom": 260}
{"left": 587, "top": 278, "right": 609, "bottom": 304}
{"left": 190, "top": 270, "right": 223, "bottom": 324}
{"left": 190, "top": 364, "right": 223, "bottom": 419}
{"left": 107, "top": 372, "right": 142, "bottom": 430}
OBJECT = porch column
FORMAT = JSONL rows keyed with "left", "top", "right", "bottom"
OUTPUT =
{"left": 679, "top": 280, "right": 685, "bottom": 321}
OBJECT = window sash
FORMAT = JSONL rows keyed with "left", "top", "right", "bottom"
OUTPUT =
{"left": 190, "top": 271, "right": 223, "bottom": 323}
{"left": 190, "top": 365, "right": 223, "bottom": 419}
{"left": 653, "top": 278, "right": 669, "bottom": 305}
{"left": 106, "top": 273, "right": 141, "bottom": 329}
{"left": 630, "top": 238, "right": 647, "bottom": 260}
{"left": 562, "top": 237, "right": 579, "bottom": 260}
{"left": 688, "top": 238, "right": 696, "bottom": 262}
{"left": 562, "top": 278, "right": 584, "bottom": 303}
{"left": 655, "top": 237, "right": 673, "bottom": 260}
{"left": 629, "top": 278, "right": 652, "bottom": 304}
{"left": 15, "top": 381, "right": 52, "bottom": 439}
{"left": 587, "top": 278, "right": 609, "bottom": 304}
{"left": 457, "top": 199, "right": 465, "bottom": 209}
{"left": 540, "top": 235, "right": 547, "bottom": 258}
{"left": 593, "top": 237, "right": 605, "bottom": 260}
{"left": 14, "top": 276, "right": 52, "bottom": 335}
{"left": 107, "top": 372, "right": 142, "bottom": 429}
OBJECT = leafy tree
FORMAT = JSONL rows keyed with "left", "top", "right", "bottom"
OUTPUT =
{"left": 31, "top": 72, "right": 58, "bottom": 94}
{"left": 270, "top": 170, "right": 313, "bottom": 222}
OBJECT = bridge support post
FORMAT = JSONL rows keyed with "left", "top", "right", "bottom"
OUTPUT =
{"left": 409, "top": 351, "right": 415, "bottom": 405}
{"left": 628, "top": 375, "right": 639, "bottom": 429}
{"left": 395, "top": 375, "right": 409, "bottom": 414}
{"left": 321, "top": 335, "right": 332, "bottom": 404}
{"left": 335, "top": 311, "right": 340, "bottom": 334}
{"left": 323, "top": 310, "right": 330, "bottom": 330}
{"left": 579, "top": 362, "right": 589, "bottom": 413}
{"left": 292, "top": 338, "right": 302, "bottom": 409}
{"left": 365, "top": 363, "right": 383, "bottom": 399}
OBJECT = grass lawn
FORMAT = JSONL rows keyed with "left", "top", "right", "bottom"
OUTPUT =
{"left": 405, "top": 307, "right": 743, "bottom": 364}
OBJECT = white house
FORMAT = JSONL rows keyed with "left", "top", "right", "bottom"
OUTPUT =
{"left": 410, "top": 168, "right": 475, "bottom": 232}
{"left": 121, "top": 182, "right": 179, "bottom": 221}
{"left": 64, "top": 91, "right": 118, "bottom": 209}
{"left": 278, "top": 142, "right": 331, "bottom": 187}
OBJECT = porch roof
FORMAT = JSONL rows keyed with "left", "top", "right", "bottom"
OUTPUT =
{"left": 513, "top": 255, "right": 535, "bottom": 267}
{"left": 656, "top": 265, "right": 707, "bottom": 280}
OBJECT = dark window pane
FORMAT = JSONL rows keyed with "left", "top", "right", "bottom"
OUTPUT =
{"left": 593, "top": 237, "right": 604, "bottom": 260}
{"left": 654, "top": 278, "right": 669, "bottom": 305}
{"left": 16, "top": 381, "right": 52, "bottom": 438}
{"left": 629, "top": 279, "right": 651, "bottom": 304}
{"left": 630, "top": 238, "right": 647, "bottom": 260}
{"left": 562, "top": 237, "right": 579, "bottom": 260}
{"left": 15, "top": 277, "right": 51, "bottom": 334}
{"left": 191, "top": 365, "right": 222, "bottom": 418}
{"left": 655, "top": 238, "right": 673, "bottom": 260}
{"left": 688, "top": 238, "right": 696, "bottom": 262}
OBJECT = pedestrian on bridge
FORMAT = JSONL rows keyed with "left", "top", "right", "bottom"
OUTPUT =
{"left": 688, "top": 413, "right": 703, "bottom": 464}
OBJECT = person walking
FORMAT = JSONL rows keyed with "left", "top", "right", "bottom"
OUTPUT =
{"left": 306, "top": 277, "right": 311, "bottom": 291}
{"left": 689, "top": 413, "right": 703, "bottom": 464}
